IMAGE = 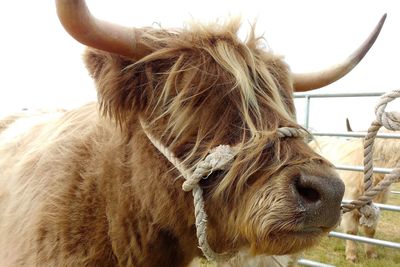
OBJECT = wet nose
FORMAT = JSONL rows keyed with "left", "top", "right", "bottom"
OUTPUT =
{"left": 294, "top": 173, "right": 345, "bottom": 229}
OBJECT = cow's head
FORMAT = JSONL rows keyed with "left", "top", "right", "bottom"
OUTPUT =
{"left": 56, "top": 0, "right": 384, "bottom": 256}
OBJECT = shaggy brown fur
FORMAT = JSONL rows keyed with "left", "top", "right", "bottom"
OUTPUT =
{"left": 0, "top": 20, "right": 341, "bottom": 266}
{"left": 310, "top": 134, "right": 400, "bottom": 262}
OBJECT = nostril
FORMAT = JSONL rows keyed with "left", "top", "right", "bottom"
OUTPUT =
{"left": 295, "top": 176, "right": 321, "bottom": 204}
{"left": 296, "top": 183, "right": 320, "bottom": 203}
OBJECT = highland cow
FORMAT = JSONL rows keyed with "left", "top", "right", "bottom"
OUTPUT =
{"left": 310, "top": 133, "right": 399, "bottom": 262}
{"left": 0, "top": 1, "right": 386, "bottom": 266}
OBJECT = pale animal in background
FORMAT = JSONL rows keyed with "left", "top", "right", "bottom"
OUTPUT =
{"left": 310, "top": 135, "right": 397, "bottom": 262}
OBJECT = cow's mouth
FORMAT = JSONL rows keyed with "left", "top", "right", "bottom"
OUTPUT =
{"left": 251, "top": 227, "right": 329, "bottom": 255}
{"left": 293, "top": 226, "right": 327, "bottom": 235}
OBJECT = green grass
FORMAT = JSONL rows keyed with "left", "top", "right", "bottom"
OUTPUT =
{"left": 303, "top": 183, "right": 400, "bottom": 267}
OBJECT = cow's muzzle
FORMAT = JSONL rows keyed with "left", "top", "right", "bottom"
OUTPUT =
{"left": 294, "top": 172, "right": 345, "bottom": 230}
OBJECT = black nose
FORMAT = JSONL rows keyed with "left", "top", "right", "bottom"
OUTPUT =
{"left": 294, "top": 173, "right": 345, "bottom": 229}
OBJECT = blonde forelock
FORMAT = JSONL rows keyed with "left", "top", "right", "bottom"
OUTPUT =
{"left": 104, "top": 18, "right": 301, "bottom": 201}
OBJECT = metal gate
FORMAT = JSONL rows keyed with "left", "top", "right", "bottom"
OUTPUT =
{"left": 293, "top": 92, "right": 400, "bottom": 267}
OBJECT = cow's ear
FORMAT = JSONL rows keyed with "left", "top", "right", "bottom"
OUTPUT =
{"left": 83, "top": 48, "right": 145, "bottom": 124}
{"left": 84, "top": 48, "right": 134, "bottom": 80}
{"left": 84, "top": 48, "right": 109, "bottom": 80}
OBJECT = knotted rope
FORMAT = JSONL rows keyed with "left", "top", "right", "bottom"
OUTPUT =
{"left": 341, "top": 89, "right": 400, "bottom": 227}
{"left": 139, "top": 118, "right": 307, "bottom": 261}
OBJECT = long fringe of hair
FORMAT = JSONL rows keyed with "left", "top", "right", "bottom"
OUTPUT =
{"left": 96, "top": 18, "right": 305, "bottom": 203}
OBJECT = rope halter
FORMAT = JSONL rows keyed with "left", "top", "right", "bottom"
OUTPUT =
{"left": 139, "top": 118, "right": 307, "bottom": 261}
{"left": 341, "top": 89, "right": 400, "bottom": 227}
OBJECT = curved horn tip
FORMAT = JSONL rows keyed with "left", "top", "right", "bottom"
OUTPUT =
{"left": 346, "top": 118, "right": 353, "bottom": 132}
{"left": 293, "top": 14, "right": 387, "bottom": 92}
{"left": 380, "top": 13, "right": 387, "bottom": 24}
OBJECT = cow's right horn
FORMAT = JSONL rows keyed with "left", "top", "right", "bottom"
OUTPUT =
{"left": 293, "top": 14, "right": 386, "bottom": 92}
{"left": 55, "top": 0, "right": 150, "bottom": 59}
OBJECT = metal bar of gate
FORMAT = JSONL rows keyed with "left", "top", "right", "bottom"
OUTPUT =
{"left": 297, "top": 258, "right": 335, "bottom": 267}
{"left": 312, "top": 132, "right": 400, "bottom": 139}
{"left": 294, "top": 92, "right": 385, "bottom": 98}
{"left": 334, "top": 164, "right": 392, "bottom": 174}
{"left": 341, "top": 201, "right": 400, "bottom": 212}
{"left": 333, "top": 165, "right": 399, "bottom": 195}
{"left": 304, "top": 95, "right": 311, "bottom": 129}
{"left": 329, "top": 232, "right": 400, "bottom": 249}
{"left": 293, "top": 92, "right": 385, "bottom": 132}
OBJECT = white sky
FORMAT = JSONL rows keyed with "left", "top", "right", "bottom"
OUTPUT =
{"left": 1, "top": 0, "right": 399, "bottom": 131}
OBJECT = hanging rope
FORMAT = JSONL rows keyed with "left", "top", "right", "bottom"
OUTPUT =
{"left": 139, "top": 118, "right": 307, "bottom": 261}
{"left": 341, "top": 89, "right": 400, "bottom": 227}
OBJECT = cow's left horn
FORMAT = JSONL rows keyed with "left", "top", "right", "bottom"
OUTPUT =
{"left": 293, "top": 14, "right": 386, "bottom": 92}
{"left": 55, "top": 0, "right": 150, "bottom": 59}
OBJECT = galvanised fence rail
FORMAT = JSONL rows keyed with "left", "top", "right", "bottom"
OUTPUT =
{"left": 294, "top": 92, "right": 400, "bottom": 267}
